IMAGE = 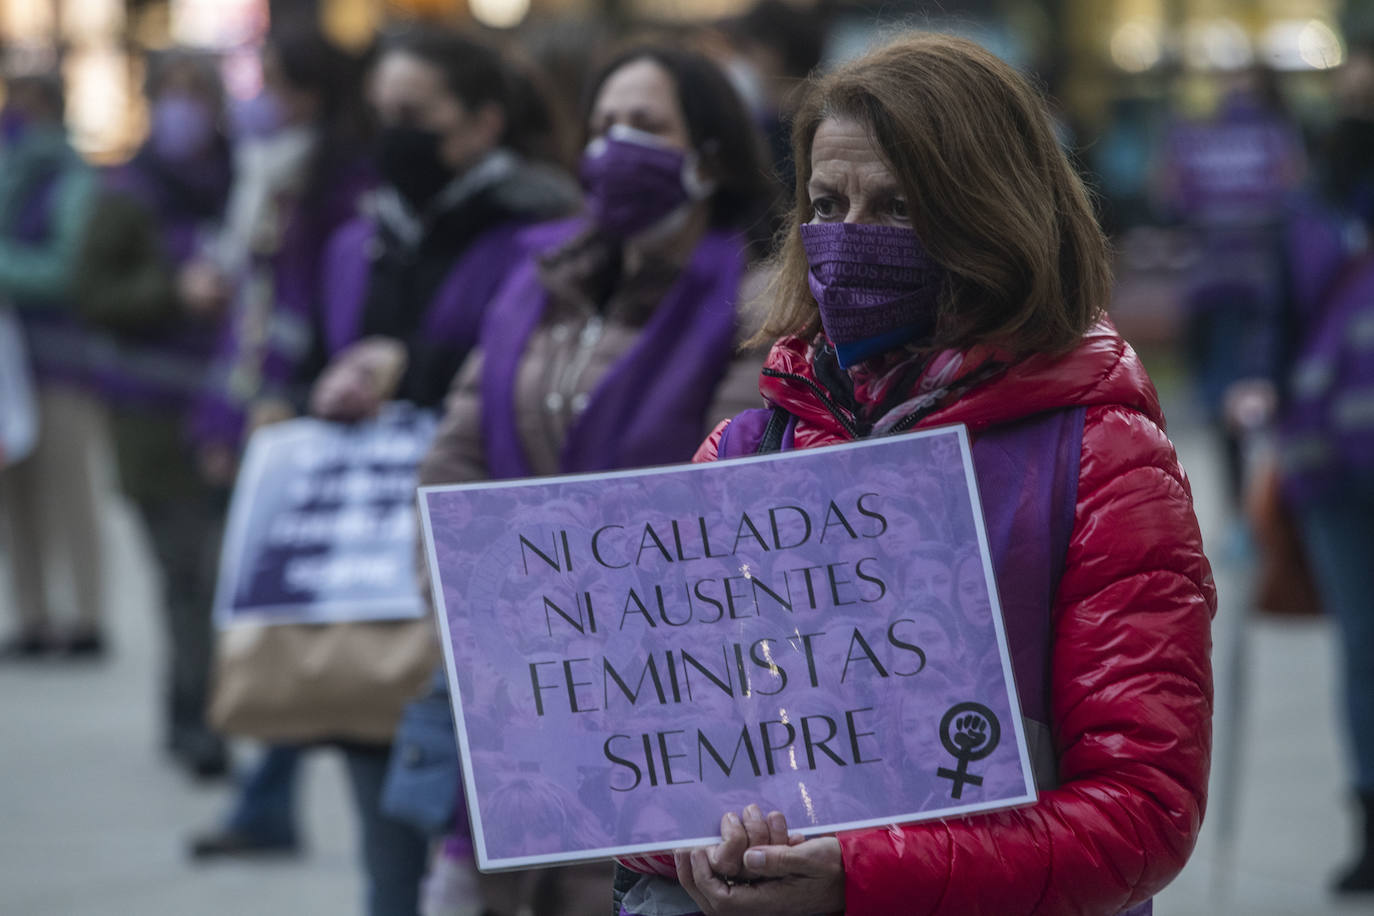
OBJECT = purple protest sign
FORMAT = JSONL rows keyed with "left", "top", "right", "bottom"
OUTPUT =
{"left": 214, "top": 403, "right": 437, "bottom": 627}
{"left": 420, "top": 424, "right": 1036, "bottom": 871}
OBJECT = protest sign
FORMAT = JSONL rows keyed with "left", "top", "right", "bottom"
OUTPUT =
{"left": 0, "top": 307, "right": 38, "bottom": 467}
{"left": 420, "top": 424, "right": 1036, "bottom": 871}
{"left": 214, "top": 403, "right": 437, "bottom": 627}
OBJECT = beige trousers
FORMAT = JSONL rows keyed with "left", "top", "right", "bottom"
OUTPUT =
{"left": 0, "top": 385, "right": 112, "bottom": 634}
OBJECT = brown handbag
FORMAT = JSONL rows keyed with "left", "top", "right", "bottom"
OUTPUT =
{"left": 208, "top": 618, "right": 440, "bottom": 745}
{"left": 1247, "top": 461, "right": 1323, "bottom": 618}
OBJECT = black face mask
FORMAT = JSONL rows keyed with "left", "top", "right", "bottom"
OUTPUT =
{"left": 375, "top": 125, "right": 455, "bottom": 211}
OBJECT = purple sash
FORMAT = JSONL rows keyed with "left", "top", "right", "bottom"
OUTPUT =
{"left": 481, "top": 220, "right": 745, "bottom": 478}
{"left": 319, "top": 218, "right": 530, "bottom": 358}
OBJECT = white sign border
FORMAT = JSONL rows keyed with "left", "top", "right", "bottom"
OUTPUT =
{"left": 419, "top": 422, "right": 1038, "bottom": 872}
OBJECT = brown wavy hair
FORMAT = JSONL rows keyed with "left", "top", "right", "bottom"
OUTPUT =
{"left": 759, "top": 33, "right": 1111, "bottom": 356}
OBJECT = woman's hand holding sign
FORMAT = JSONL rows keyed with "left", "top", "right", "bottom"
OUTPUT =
{"left": 675, "top": 805, "right": 845, "bottom": 915}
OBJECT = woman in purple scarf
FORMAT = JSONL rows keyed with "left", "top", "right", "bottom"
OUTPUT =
{"left": 409, "top": 44, "right": 777, "bottom": 916}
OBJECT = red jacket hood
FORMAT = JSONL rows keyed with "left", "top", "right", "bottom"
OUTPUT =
{"left": 759, "top": 320, "right": 1165, "bottom": 438}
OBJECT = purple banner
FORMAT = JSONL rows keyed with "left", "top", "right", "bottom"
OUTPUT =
{"left": 420, "top": 425, "right": 1035, "bottom": 871}
{"left": 214, "top": 403, "right": 437, "bottom": 627}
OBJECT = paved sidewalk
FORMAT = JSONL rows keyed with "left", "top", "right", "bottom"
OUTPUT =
{"left": 1, "top": 417, "right": 1371, "bottom": 914}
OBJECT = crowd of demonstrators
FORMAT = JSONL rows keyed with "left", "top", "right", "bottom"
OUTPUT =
{"left": 1152, "top": 66, "right": 1307, "bottom": 507}
{"left": 0, "top": 6, "right": 1252, "bottom": 916}
{"left": 1135, "top": 41, "right": 1374, "bottom": 897}
{"left": 189, "top": 28, "right": 583, "bottom": 916}
{"left": 1248, "top": 43, "right": 1374, "bottom": 894}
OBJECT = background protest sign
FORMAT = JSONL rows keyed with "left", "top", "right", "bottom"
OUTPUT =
{"left": 420, "top": 424, "right": 1036, "bottom": 872}
{"left": 214, "top": 403, "right": 437, "bottom": 627}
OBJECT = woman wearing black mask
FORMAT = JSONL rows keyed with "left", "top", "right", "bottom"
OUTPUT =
{"left": 305, "top": 29, "right": 580, "bottom": 421}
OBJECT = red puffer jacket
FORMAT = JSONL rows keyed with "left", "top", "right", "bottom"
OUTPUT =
{"left": 696, "top": 323, "right": 1216, "bottom": 916}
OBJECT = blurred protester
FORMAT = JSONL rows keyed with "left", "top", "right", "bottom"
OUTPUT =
{"left": 722, "top": 0, "right": 830, "bottom": 194}
{"left": 190, "top": 27, "right": 374, "bottom": 478}
{"left": 1272, "top": 42, "right": 1374, "bottom": 894}
{"left": 196, "top": 30, "right": 578, "bottom": 916}
{"left": 1154, "top": 66, "right": 1305, "bottom": 505}
{"left": 408, "top": 43, "right": 776, "bottom": 916}
{"left": 0, "top": 73, "right": 104, "bottom": 658}
{"left": 185, "top": 23, "right": 373, "bottom": 860}
{"left": 75, "top": 51, "right": 235, "bottom": 775}
{"left": 623, "top": 33, "right": 1213, "bottom": 916}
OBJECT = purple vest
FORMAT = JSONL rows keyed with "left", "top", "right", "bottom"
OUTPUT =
{"left": 714, "top": 405, "right": 1152, "bottom": 916}
{"left": 319, "top": 217, "right": 532, "bottom": 359}
{"left": 1280, "top": 254, "right": 1374, "bottom": 505}
{"left": 1283, "top": 197, "right": 1350, "bottom": 325}
{"left": 480, "top": 220, "right": 744, "bottom": 478}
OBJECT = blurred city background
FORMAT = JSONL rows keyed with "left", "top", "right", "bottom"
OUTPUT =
{"left": 0, "top": 0, "right": 1371, "bottom": 914}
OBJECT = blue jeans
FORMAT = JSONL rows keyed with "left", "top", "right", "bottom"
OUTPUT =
{"left": 1300, "top": 492, "right": 1374, "bottom": 793}
{"left": 226, "top": 744, "right": 300, "bottom": 845}
{"left": 225, "top": 743, "right": 428, "bottom": 916}
{"left": 342, "top": 743, "right": 429, "bottom": 916}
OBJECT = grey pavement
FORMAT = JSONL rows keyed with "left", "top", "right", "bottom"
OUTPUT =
{"left": 3, "top": 400, "right": 1374, "bottom": 914}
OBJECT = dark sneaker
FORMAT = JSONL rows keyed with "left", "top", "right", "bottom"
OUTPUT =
{"left": 1335, "top": 856, "right": 1374, "bottom": 894}
{"left": 188, "top": 828, "right": 300, "bottom": 861}
{"left": 0, "top": 632, "right": 53, "bottom": 659}
{"left": 55, "top": 631, "right": 106, "bottom": 659}
{"left": 169, "top": 731, "right": 231, "bottom": 781}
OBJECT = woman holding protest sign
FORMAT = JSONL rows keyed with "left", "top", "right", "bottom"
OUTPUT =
{"left": 611, "top": 33, "right": 1215, "bottom": 916}
{"left": 412, "top": 42, "right": 776, "bottom": 916}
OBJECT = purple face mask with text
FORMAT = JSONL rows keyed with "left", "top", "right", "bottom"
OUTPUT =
{"left": 580, "top": 126, "right": 699, "bottom": 238}
{"left": 800, "top": 221, "right": 946, "bottom": 368}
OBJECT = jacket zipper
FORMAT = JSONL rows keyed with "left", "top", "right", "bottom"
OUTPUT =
{"left": 760, "top": 367, "right": 860, "bottom": 439}
{"left": 883, "top": 362, "right": 1008, "bottom": 434}
{"left": 763, "top": 361, "right": 1008, "bottom": 439}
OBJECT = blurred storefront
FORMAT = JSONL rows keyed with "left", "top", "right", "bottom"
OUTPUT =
{"left": 0, "top": 0, "right": 1363, "bottom": 160}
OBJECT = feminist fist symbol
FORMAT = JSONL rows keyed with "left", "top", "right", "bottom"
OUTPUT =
{"left": 953, "top": 714, "right": 988, "bottom": 752}
{"left": 937, "top": 702, "right": 1001, "bottom": 799}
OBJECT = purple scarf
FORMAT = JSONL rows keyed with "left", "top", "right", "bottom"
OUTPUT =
{"left": 320, "top": 217, "right": 528, "bottom": 359}
{"left": 481, "top": 220, "right": 744, "bottom": 477}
